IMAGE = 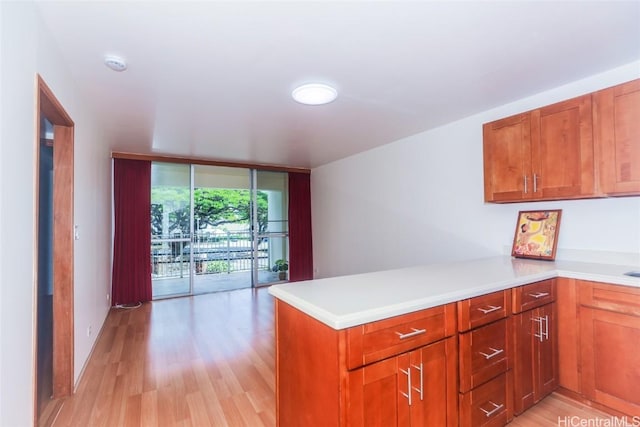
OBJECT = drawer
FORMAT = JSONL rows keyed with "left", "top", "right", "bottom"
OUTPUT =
{"left": 513, "top": 280, "right": 555, "bottom": 313}
{"left": 459, "top": 372, "right": 511, "bottom": 427}
{"left": 579, "top": 280, "right": 640, "bottom": 317}
{"left": 346, "top": 303, "right": 456, "bottom": 370}
{"left": 459, "top": 318, "right": 509, "bottom": 392}
{"left": 458, "top": 290, "right": 511, "bottom": 332}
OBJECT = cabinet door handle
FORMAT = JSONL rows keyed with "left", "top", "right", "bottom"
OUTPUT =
{"left": 477, "top": 305, "right": 502, "bottom": 314}
{"left": 412, "top": 363, "right": 424, "bottom": 401}
{"left": 395, "top": 328, "right": 426, "bottom": 340}
{"left": 533, "top": 174, "right": 538, "bottom": 193}
{"left": 524, "top": 175, "right": 528, "bottom": 194}
{"left": 529, "top": 291, "right": 549, "bottom": 299}
{"left": 532, "top": 316, "right": 545, "bottom": 342}
{"left": 543, "top": 314, "right": 549, "bottom": 341}
{"left": 479, "top": 347, "right": 504, "bottom": 360}
{"left": 400, "top": 367, "right": 412, "bottom": 406}
{"left": 480, "top": 401, "right": 504, "bottom": 417}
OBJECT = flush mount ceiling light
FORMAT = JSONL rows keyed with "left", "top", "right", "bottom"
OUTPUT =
{"left": 104, "top": 55, "right": 127, "bottom": 72}
{"left": 292, "top": 83, "right": 338, "bottom": 105}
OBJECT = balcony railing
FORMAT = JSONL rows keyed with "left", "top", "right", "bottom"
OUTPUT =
{"left": 151, "top": 231, "right": 270, "bottom": 279}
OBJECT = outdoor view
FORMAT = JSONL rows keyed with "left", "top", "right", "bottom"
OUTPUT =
{"left": 150, "top": 163, "right": 288, "bottom": 298}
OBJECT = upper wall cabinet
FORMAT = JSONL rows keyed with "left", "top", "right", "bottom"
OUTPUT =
{"left": 593, "top": 79, "right": 640, "bottom": 196}
{"left": 483, "top": 94, "right": 594, "bottom": 203}
{"left": 483, "top": 78, "right": 640, "bottom": 203}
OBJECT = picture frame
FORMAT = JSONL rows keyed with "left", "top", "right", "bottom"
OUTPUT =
{"left": 511, "top": 209, "right": 562, "bottom": 261}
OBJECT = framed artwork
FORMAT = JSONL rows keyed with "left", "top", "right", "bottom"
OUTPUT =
{"left": 511, "top": 210, "right": 562, "bottom": 260}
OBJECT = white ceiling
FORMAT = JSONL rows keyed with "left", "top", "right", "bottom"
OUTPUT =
{"left": 35, "top": 1, "right": 640, "bottom": 169}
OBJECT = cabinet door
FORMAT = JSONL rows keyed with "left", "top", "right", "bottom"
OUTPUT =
{"left": 530, "top": 94, "right": 594, "bottom": 200}
{"left": 347, "top": 355, "right": 409, "bottom": 427}
{"left": 347, "top": 338, "right": 457, "bottom": 427}
{"left": 410, "top": 338, "right": 458, "bottom": 427}
{"left": 580, "top": 306, "right": 640, "bottom": 416}
{"left": 536, "top": 303, "right": 557, "bottom": 399}
{"left": 513, "top": 304, "right": 558, "bottom": 415}
{"left": 556, "top": 278, "right": 581, "bottom": 393}
{"left": 512, "top": 311, "right": 535, "bottom": 414}
{"left": 594, "top": 79, "right": 640, "bottom": 195}
{"left": 483, "top": 113, "right": 532, "bottom": 202}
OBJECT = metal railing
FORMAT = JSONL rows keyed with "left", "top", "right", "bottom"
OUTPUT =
{"left": 151, "top": 230, "right": 270, "bottom": 279}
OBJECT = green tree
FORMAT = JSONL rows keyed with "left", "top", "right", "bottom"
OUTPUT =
{"left": 151, "top": 187, "right": 269, "bottom": 236}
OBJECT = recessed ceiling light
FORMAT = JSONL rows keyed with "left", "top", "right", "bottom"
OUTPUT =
{"left": 292, "top": 83, "right": 338, "bottom": 105}
{"left": 104, "top": 55, "right": 127, "bottom": 72}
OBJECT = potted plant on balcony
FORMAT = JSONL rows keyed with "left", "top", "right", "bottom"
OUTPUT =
{"left": 272, "top": 259, "right": 289, "bottom": 281}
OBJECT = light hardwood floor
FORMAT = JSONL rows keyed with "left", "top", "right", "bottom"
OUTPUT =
{"left": 47, "top": 287, "right": 616, "bottom": 426}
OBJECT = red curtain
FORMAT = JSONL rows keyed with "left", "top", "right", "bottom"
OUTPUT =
{"left": 288, "top": 172, "right": 313, "bottom": 281}
{"left": 112, "top": 158, "right": 152, "bottom": 305}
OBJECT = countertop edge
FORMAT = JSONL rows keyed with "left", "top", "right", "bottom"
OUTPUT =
{"left": 269, "top": 258, "right": 639, "bottom": 330}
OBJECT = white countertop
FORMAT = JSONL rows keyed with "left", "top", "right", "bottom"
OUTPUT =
{"left": 268, "top": 256, "right": 640, "bottom": 330}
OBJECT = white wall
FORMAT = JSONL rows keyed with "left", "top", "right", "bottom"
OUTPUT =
{"left": 0, "top": 2, "right": 112, "bottom": 425}
{"left": 312, "top": 62, "right": 640, "bottom": 279}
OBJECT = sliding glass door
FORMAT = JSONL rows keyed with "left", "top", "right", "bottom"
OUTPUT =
{"left": 151, "top": 163, "right": 192, "bottom": 298}
{"left": 151, "top": 162, "right": 288, "bottom": 298}
{"left": 254, "top": 170, "right": 289, "bottom": 287}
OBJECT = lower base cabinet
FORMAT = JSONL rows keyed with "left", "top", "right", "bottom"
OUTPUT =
{"left": 579, "top": 281, "right": 640, "bottom": 416}
{"left": 275, "top": 300, "right": 458, "bottom": 427}
{"left": 347, "top": 337, "right": 458, "bottom": 427}
{"left": 275, "top": 279, "right": 639, "bottom": 427}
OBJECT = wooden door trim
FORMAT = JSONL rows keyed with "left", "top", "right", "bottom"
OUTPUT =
{"left": 34, "top": 75, "right": 75, "bottom": 420}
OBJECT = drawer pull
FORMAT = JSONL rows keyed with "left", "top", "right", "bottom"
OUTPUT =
{"left": 532, "top": 315, "right": 549, "bottom": 342}
{"left": 480, "top": 401, "right": 504, "bottom": 417}
{"left": 529, "top": 291, "right": 550, "bottom": 299}
{"left": 479, "top": 347, "right": 504, "bottom": 360}
{"left": 412, "top": 362, "right": 424, "bottom": 401}
{"left": 477, "top": 305, "right": 502, "bottom": 314}
{"left": 395, "top": 328, "right": 427, "bottom": 340}
{"left": 400, "top": 367, "right": 412, "bottom": 406}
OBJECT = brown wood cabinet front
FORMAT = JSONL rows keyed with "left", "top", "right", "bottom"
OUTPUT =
{"left": 579, "top": 281, "right": 640, "bottom": 416}
{"left": 347, "top": 337, "right": 458, "bottom": 427}
{"left": 530, "top": 95, "right": 595, "bottom": 200}
{"left": 275, "top": 300, "right": 458, "bottom": 427}
{"left": 513, "top": 302, "right": 558, "bottom": 415}
{"left": 483, "top": 95, "right": 594, "bottom": 203}
{"left": 483, "top": 113, "right": 532, "bottom": 202}
{"left": 458, "top": 289, "right": 511, "bottom": 332}
{"left": 594, "top": 79, "right": 640, "bottom": 196}
{"left": 459, "top": 372, "right": 512, "bottom": 427}
{"left": 513, "top": 279, "right": 555, "bottom": 313}
{"left": 347, "top": 303, "right": 456, "bottom": 370}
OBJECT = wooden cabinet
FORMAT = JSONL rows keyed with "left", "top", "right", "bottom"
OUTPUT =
{"left": 483, "top": 113, "right": 532, "bottom": 202}
{"left": 512, "top": 280, "right": 558, "bottom": 414}
{"left": 483, "top": 94, "right": 594, "bottom": 203}
{"left": 594, "top": 79, "right": 640, "bottom": 196}
{"left": 348, "top": 337, "right": 457, "bottom": 426}
{"left": 579, "top": 281, "right": 640, "bottom": 416}
{"left": 274, "top": 275, "right": 640, "bottom": 426}
{"left": 458, "top": 290, "right": 512, "bottom": 426}
{"left": 274, "top": 300, "right": 458, "bottom": 427}
{"left": 556, "top": 277, "right": 581, "bottom": 394}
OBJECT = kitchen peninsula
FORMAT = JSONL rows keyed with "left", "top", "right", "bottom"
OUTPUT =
{"left": 269, "top": 256, "right": 640, "bottom": 426}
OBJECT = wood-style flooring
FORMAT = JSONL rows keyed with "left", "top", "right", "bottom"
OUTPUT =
{"left": 47, "top": 287, "right": 616, "bottom": 426}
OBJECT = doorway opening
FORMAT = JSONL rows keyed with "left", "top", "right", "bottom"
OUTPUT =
{"left": 34, "top": 75, "right": 74, "bottom": 425}
{"left": 151, "top": 163, "right": 288, "bottom": 299}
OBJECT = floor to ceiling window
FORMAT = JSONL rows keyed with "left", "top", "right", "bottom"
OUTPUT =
{"left": 150, "top": 162, "right": 288, "bottom": 299}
